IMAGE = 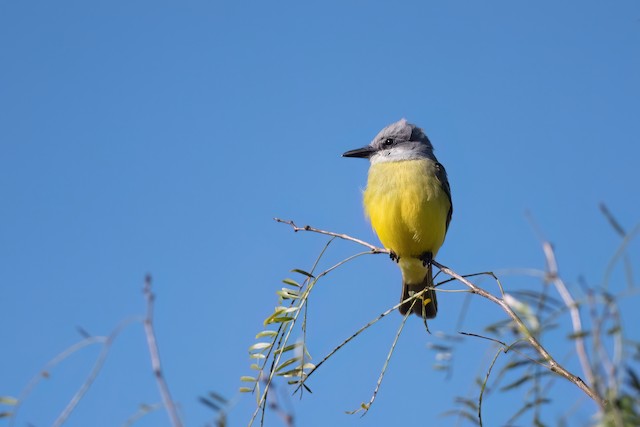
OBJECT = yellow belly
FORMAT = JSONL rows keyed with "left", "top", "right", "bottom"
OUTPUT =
{"left": 363, "top": 159, "right": 450, "bottom": 281}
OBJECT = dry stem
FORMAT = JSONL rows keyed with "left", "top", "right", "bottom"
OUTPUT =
{"left": 144, "top": 275, "right": 184, "bottom": 427}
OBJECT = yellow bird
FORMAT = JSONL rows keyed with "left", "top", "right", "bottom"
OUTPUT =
{"left": 343, "top": 119, "right": 452, "bottom": 318}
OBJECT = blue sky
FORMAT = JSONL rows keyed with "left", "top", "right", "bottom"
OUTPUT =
{"left": 1, "top": 1, "right": 639, "bottom": 426}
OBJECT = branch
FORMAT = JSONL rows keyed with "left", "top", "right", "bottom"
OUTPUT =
{"left": 541, "top": 242, "right": 596, "bottom": 393}
{"left": 9, "top": 318, "right": 140, "bottom": 427}
{"left": 143, "top": 275, "right": 183, "bottom": 427}
{"left": 275, "top": 219, "right": 607, "bottom": 408}
{"left": 431, "top": 259, "right": 606, "bottom": 409}
{"left": 274, "top": 218, "right": 388, "bottom": 254}
{"left": 53, "top": 319, "right": 139, "bottom": 427}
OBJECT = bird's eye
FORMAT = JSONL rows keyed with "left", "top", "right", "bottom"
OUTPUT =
{"left": 384, "top": 138, "right": 394, "bottom": 146}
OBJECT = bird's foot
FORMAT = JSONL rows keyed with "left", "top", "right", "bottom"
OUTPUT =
{"left": 389, "top": 250, "right": 400, "bottom": 263}
{"left": 419, "top": 251, "right": 433, "bottom": 267}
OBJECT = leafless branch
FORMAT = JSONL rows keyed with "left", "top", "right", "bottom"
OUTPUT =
{"left": 9, "top": 318, "right": 140, "bottom": 427}
{"left": 541, "top": 241, "right": 596, "bottom": 392}
{"left": 274, "top": 218, "right": 388, "bottom": 254}
{"left": 143, "top": 274, "right": 184, "bottom": 427}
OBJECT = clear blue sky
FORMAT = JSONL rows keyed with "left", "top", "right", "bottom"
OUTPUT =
{"left": 1, "top": 1, "right": 639, "bottom": 426}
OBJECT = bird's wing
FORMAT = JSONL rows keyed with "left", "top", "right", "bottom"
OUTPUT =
{"left": 435, "top": 162, "right": 453, "bottom": 232}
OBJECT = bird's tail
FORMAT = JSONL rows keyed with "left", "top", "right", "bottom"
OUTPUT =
{"left": 399, "top": 264, "right": 438, "bottom": 319}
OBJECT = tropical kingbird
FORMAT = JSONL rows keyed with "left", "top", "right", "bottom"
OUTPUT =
{"left": 343, "top": 119, "right": 452, "bottom": 319}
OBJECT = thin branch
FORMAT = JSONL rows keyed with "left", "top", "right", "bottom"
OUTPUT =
{"left": 299, "top": 287, "right": 431, "bottom": 389}
{"left": 431, "top": 259, "right": 606, "bottom": 409}
{"left": 479, "top": 345, "right": 506, "bottom": 427}
{"left": 349, "top": 303, "right": 414, "bottom": 416}
{"left": 255, "top": 239, "right": 335, "bottom": 425}
{"left": 9, "top": 337, "right": 106, "bottom": 427}
{"left": 599, "top": 203, "right": 626, "bottom": 237}
{"left": 121, "top": 403, "right": 163, "bottom": 427}
{"left": 143, "top": 275, "right": 183, "bottom": 427}
{"left": 541, "top": 242, "right": 595, "bottom": 392}
{"left": 53, "top": 318, "right": 140, "bottom": 427}
{"left": 459, "top": 332, "right": 507, "bottom": 348}
{"left": 274, "top": 218, "right": 388, "bottom": 254}
{"left": 603, "top": 223, "right": 640, "bottom": 290}
{"left": 10, "top": 318, "right": 140, "bottom": 427}
{"left": 277, "top": 220, "right": 607, "bottom": 408}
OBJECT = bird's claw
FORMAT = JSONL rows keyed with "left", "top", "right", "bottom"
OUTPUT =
{"left": 389, "top": 250, "right": 400, "bottom": 263}
{"left": 419, "top": 251, "right": 433, "bottom": 267}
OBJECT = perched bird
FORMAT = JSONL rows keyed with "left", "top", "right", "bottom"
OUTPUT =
{"left": 343, "top": 119, "right": 452, "bottom": 318}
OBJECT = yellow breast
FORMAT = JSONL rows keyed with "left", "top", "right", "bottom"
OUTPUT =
{"left": 363, "top": 159, "right": 450, "bottom": 259}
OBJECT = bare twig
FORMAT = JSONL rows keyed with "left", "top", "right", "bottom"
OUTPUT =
{"left": 299, "top": 287, "right": 431, "bottom": 390}
{"left": 9, "top": 337, "right": 105, "bottom": 427}
{"left": 143, "top": 275, "right": 184, "bottom": 427}
{"left": 603, "top": 223, "right": 640, "bottom": 290}
{"left": 599, "top": 203, "right": 626, "bottom": 237}
{"left": 479, "top": 346, "right": 506, "bottom": 427}
{"left": 10, "top": 318, "right": 140, "bottom": 427}
{"left": 541, "top": 242, "right": 596, "bottom": 393}
{"left": 274, "top": 218, "right": 388, "bottom": 254}
{"left": 121, "top": 403, "right": 163, "bottom": 427}
{"left": 53, "top": 318, "right": 140, "bottom": 427}
{"left": 364, "top": 304, "right": 412, "bottom": 414}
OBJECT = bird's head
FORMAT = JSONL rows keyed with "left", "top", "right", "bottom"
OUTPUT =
{"left": 342, "top": 119, "right": 434, "bottom": 163}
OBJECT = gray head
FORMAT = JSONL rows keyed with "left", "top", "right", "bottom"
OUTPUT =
{"left": 342, "top": 119, "right": 435, "bottom": 163}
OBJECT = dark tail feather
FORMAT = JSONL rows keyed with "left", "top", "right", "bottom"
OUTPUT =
{"left": 399, "top": 264, "right": 438, "bottom": 319}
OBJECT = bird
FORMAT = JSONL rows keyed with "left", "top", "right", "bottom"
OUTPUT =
{"left": 343, "top": 119, "right": 452, "bottom": 319}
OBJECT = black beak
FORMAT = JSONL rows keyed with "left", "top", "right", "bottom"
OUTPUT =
{"left": 342, "top": 145, "right": 375, "bottom": 159}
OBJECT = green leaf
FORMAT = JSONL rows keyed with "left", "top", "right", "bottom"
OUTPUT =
{"left": 249, "top": 353, "right": 266, "bottom": 359}
{"left": 441, "top": 410, "right": 478, "bottom": 424}
{"left": 567, "top": 331, "right": 591, "bottom": 339}
{"left": 277, "top": 368, "right": 308, "bottom": 378}
{"left": 607, "top": 326, "right": 621, "bottom": 335}
{"left": 207, "top": 391, "right": 227, "bottom": 404}
{"left": 255, "top": 330, "right": 278, "bottom": 339}
{"left": 266, "top": 316, "right": 295, "bottom": 325}
{"left": 278, "top": 363, "right": 314, "bottom": 378}
{"left": 248, "top": 342, "right": 272, "bottom": 352}
{"left": 255, "top": 381, "right": 261, "bottom": 406}
{"left": 250, "top": 363, "right": 261, "bottom": 370}
{"left": 499, "top": 374, "right": 532, "bottom": 391}
{"left": 502, "top": 359, "right": 532, "bottom": 371}
{"left": 277, "top": 306, "right": 300, "bottom": 314}
{"left": 263, "top": 312, "right": 279, "bottom": 326}
{"left": 274, "top": 342, "right": 302, "bottom": 355}
{"left": 198, "top": 396, "right": 221, "bottom": 411}
{"left": 239, "top": 387, "right": 252, "bottom": 393}
{"left": 454, "top": 397, "right": 478, "bottom": 411}
{"left": 291, "top": 269, "right": 315, "bottom": 278}
{"left": 282, "top": 278, "right": 301, "bottom": 288}
{"left": 275, "top": 357, "right": 301, "bottom": 372}
{"left": 240, "top": 376, "right": 257, "bottom": 383}
{"left": 427, "top": 343, "right": 451, "bottom": 352}
{"left": 345, "top": 403, "right": 370, "bottom": 415}
{"left": 0, "top": 397, "right": 17, "bottom": 406}
{"left": 276, "top": 288, "right": 300, "bottom": 299}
